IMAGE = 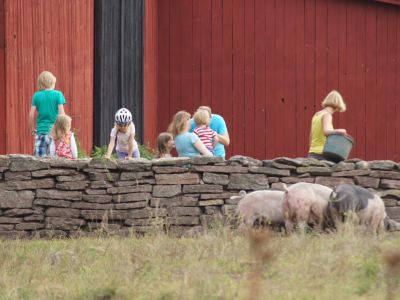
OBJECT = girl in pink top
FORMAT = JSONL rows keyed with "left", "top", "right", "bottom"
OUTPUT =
{"left": 49, "top": 115, "right": 78, "bottom": 159}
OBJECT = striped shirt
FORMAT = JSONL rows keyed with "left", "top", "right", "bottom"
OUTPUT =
{"left": 194, "top": 126, "right": 217, "bottom": 149}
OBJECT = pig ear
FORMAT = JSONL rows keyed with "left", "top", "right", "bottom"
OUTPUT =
{"left": 330, "top": 191, "right": 338, "bottom": 201}
{"left": 282, "top": 183, "right": 289, "bottom": 193}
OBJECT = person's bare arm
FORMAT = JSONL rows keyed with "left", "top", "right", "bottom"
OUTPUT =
{"left": 193, "top": 140, "right": 213, "bottom": 156}
{"left": 28, "top": 106, "right": 36, "bottom": 134}
{"left": 213, "top": 134, "right": 219, "bottom": 148}
{"left": 58, "top": 105, "right": 65, "bottom": 115}
{"left": 126, "top": 134, "right": 134, "bottom": 159}
{"left": 322, "top": 113, "right": 347, "bottom": 136}
{"left": 105, "top": 138, "right": 115, "bottom": 159}
{"left": 217, "top": 133, "right": 230, "bottom": 146}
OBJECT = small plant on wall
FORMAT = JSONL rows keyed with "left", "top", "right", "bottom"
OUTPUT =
{"left": 91, "top": 144, "right": 155, "bottom": 160}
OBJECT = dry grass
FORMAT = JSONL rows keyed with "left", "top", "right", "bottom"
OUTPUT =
{"left": 0, "top": 226, "right": 400, "bottom": 300}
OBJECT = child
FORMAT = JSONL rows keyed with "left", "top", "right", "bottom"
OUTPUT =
{"left": 105, "top": 108, "right": 140, "bottom": 159}
{"left": 28, "top": 71, "right": 66, "bottom": 157}
{"left": 193, "top": 109, "right": 219, "bottom": 153}
{"left": 156, "top": 132, "right": 174, "bottom": 158}
{"left": 49, "top": 115, "right": 78, "bottom": 159}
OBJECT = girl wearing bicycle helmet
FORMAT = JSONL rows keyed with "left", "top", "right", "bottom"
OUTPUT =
{"left": 105, "top": 108, "right": 140, "bottom": 159}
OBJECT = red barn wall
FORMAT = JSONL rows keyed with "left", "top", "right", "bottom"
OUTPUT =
{"left": 0, "top": 0, "right": 6, "bottom": 154}
{"left": 0, "top": 0, "right": 93, "bottom": 155}
{"left": 144, "top": 0, "right": 159, "bottom": 149}
{"left": 153, "top": 0, "right": 400, "bottom": 160}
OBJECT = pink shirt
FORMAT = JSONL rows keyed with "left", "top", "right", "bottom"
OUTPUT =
{"left": 110, "top": 124, "right": 138, "bottom": 153}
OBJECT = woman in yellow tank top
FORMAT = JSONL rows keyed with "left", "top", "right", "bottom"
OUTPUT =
{"left": 308, "top": 90, "right": 347, "bottom": 160}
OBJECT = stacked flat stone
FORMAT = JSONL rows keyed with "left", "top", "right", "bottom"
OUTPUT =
{"left": 0, "top": 155, "right": 399, "bottom": 238}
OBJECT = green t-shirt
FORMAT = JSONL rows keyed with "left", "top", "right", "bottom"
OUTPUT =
{"left": 32, "top": 90, "right": 66, "bottom": 134}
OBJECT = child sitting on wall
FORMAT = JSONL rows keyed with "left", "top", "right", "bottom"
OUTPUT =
{"left": 50, "top": 115, "right": 77, "bottom": 159}
{"left": 156, "top": 132, "right": 174, "bottom": 158}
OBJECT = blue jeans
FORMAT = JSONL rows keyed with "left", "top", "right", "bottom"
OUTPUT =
{"left": 34, "top": 134, "right": 52, "bottom": 157}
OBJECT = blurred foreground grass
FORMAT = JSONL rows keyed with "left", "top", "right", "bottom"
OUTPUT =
{"left": 0, "top": 226, "right": 400, "bottom": 300}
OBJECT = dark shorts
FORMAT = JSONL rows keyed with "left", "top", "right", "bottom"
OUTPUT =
{"left": 33, "top": 134, "right": 52, "bottom": 157}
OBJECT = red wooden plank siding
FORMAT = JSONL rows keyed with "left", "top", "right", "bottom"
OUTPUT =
{"left": 315, "top": 0, "right": 328, "bottom": 114}
{"left": 295, "top": 0, "right": 306, "bottom": 156}
{"left": 169, "top": 0, "right": 181, "bottom": 119}
{"left": 221, "top": 0, "right": 233, "bottom": 158}
{"left": 232, "top": 0, "right": 245, "bottom": 156}
{"left": 346, "top": 2, "right": 358, "bottom": 157}
{"left": 254, "top": 0, "right": 266, "bottom": 159}
{"left": 200, "top": 0, "right": 212, "bottom": 107}
{"left": 2, "top": 0, "right": 93, "bottom": 155}
{"left": 396, "top": 12, "right": 400, "bottom": 162}
{"left": 355, "top": 4, "right": 367, "bottom": 159}
{"left": 144, "top": 0, "right": 158, "bottom": 147}
{"left": 304, "top": 0, "right": 317, "bottom": 157}
{"left": 180, "top": 0, "right": 193, "bottom": 114}
{"left": 154, "top": 0, "right": 400, "bottom": 160}
{"left": 0, "top": 0, "right": 5, "bottom": 154}
{"left": 211, "top": 0, "right": 223, "bottom": 117}
{"left": 244, "top": 0, "right": 255, "bottom": 157}
{"left": 284, "top": 0, "right": 297, "bottom": 157}
{"left": 365, "top": 3, "right": 378, "bottom": 160}
{"left": 156, "top": 0, "right": 170, "bottom": 133}
{"left": 192, "top": 0, "right": 202, "bottom": 113}
{"left": 387, "top": 9, "right": 397, "bottom": 160}
{"left": 327, "top": 0, "right": 340, "bottom": 143}
{"left": 376, "top": 7, "right": 388, "bottom": 158}
{"left": 274, "top": 0, "right": 284, "bottom": 157}
{"left": 264, "top": 0, "right": 276, "bottom": 158}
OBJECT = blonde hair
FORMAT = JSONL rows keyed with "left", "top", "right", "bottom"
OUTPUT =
{"left": 193, "top": 109, "right": 210, "bottom": 126}
{"left": 51, "top": 115, "right": 72, "bottom": 141}
{"left": 37, "top": 71, "right": 56, "bottom": 90}
{"left": 198, "top": 106, "right": 212, "bottom": 115}
{"left": 168, "top": 111, "right": 191, "bottom": 137}
{"left": 156, "top": 132, "right": 173, "bottom": 157}
{"left": 322, "top": 90, "right": 346, "bottom": 112}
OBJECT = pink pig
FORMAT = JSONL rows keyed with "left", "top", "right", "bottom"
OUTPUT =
{"left": 233, "top": 190, "right": 285, "bottom": 231}
{"left": 283, "top": 182, "right": 333, "bottom": 232}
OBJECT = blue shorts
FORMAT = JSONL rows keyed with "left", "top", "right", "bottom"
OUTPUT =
{"left": 116, "top": 149, "right": 140, "bottom": 159}
{"left": 33, "top": 134, "right": 52, "bottom": 157}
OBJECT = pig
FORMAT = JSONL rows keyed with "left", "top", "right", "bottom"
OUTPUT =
{"left": 283, "top": 182, "right": 333, "bottom": 232}
{"left": 233, "top": 190, "right": 285, "bottom": 231}
{"left": 328, "top": 184, "right": 386, "bottom": 234}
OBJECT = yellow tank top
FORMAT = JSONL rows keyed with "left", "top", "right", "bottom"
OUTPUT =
{"left": 309, "top": 111, "right": 329, "bottom": 154}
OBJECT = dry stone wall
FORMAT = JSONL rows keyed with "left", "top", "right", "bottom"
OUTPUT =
{"left": 0, "top": 155, "right": 400, "bottom": 238}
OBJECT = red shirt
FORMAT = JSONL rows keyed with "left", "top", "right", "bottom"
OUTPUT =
{"left": 194, "top": 127, "right": 216, "bottom": 149}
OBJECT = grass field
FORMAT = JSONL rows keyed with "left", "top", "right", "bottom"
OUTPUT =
{"left": 0, "top": 226, "right": 400, "bottom": 300}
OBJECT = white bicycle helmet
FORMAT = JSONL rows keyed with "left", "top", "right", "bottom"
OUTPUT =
{"left": 115, "top": 108, "right": 132, "bottom": 126}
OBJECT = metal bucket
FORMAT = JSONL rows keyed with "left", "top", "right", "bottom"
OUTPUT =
{"left": 322, "top": 134, "right": 354, "bottom": 163}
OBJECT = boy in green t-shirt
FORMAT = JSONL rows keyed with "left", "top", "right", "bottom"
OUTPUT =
{"left": 28, "top": 71, "right": 66, "bottom": 157}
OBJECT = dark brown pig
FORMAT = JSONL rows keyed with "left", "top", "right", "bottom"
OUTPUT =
{"left": 328, "top": 184, "right": 386, "bottom": 234}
